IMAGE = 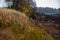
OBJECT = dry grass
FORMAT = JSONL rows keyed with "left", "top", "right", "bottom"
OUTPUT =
{"left": 0, "top": 8, "right": 53, "bottom": 40}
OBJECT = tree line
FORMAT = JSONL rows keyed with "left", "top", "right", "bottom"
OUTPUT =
{"left": 5, "top": 0, "right": 36, "bottom": 17}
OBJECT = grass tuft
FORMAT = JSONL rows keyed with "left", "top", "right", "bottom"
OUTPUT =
{"left": 0, "top": 9, "right": 54, "bottom": 40}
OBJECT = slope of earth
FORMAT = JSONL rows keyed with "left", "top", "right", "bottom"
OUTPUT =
{"left": 31, "top": 13, "right": 60, "bottom": 40}
{"left": 0, "top": 8, "right": 53, "bottom": 40}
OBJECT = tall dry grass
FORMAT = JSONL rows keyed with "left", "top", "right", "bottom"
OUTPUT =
{"left": 0, "top": 8, "right": 53, "bottom": 40}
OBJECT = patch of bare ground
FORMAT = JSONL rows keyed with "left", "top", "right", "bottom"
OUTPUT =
{"left": 34, "top": 21, "right": 60, "bottom": 40}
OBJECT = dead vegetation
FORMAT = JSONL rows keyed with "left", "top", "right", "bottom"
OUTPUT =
{"left": 0, "top": 8, "right": 53, "bottom": 40}
{"left": 31, "top": 13, "right": 60, "bottom": 40}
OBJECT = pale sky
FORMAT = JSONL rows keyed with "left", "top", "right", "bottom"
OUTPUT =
{"left": 0, "top": 0, "right": 60, "bottom": 9}
{"left": 35, "top": 0, "right": 60, "bottom": 9}
{"left": 0, "top": 0, "right": 7, "bottom": 8}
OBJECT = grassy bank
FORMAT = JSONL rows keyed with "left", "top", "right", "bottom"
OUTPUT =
{"left": 0, "top": 9, "right": 53, "bottom": 40}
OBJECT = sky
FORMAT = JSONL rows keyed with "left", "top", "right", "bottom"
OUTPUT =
{"left": 0, "top": 0, "right": 60, "bottom": 9}
{"left": 35, "top": 0, "right": 60, "bottom": 9}
{"left": 0, "top": 0, "right": 7, "bottom": 8}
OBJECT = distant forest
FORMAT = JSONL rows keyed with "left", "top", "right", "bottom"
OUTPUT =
{"left": 37, "top": 7, "right": 60, "bottom": 14}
